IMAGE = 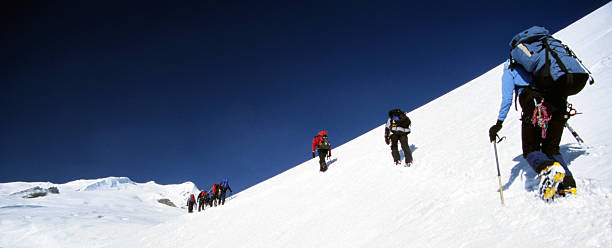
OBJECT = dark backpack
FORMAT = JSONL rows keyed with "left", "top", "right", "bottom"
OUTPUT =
{"left": 388, "top": 109, "right": 411, "bottom": 128}
{"left": 317, "top": 135, "right": 331, "bottom": 150}
{"left": 509, "top": 26, "right": 593, "bottom": 96}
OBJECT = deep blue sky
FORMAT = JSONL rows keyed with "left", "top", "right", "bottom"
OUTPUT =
{"left": 1, "top": 1, "right": 608, "bottom": 192}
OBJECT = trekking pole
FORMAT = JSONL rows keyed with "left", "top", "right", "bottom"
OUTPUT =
{"left": 493, "top": 135, "right": 506, "bottom": 205}
{"left": 565, "top": 123, "right": 584, "bottom": 145}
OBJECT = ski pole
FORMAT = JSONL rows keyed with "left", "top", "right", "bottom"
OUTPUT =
{"left": 493, "top": 135, "right": 506, "bottom": 205}
{"left": 565, "top": 123, "right": 584, "bottom": 145}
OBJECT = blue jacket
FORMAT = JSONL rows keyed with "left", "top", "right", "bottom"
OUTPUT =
{"left": 497, "top": 60, "right": 532, "bottom": 121}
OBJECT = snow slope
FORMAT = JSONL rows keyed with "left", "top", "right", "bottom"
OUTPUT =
{"left": 112, "top": 3, "right": 612, "bottom": 247}
{"left": 2, "top": 2, "right": 612, "bottom": 248}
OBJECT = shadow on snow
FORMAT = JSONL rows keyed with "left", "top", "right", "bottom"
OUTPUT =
{"left": 325, "top": 158, "right": 338, "bottom": 169}
{"left": 501, "top": 143, "right": 587, "bottom": 192}
{"left": 0, "top": 205, "right": 45, "bottom": 209}
{"left": 398, "top": 144, "right": 418, "bottom": 162}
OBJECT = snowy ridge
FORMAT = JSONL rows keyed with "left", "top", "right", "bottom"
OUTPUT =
{"left": 1, "top": 2, "right": 612, "bottom": 248}
{"left": 141, "top": 180, "right": 200, "bottom": 207}
{"left": 78, "top": 177, "right": 135, "bottom": 191}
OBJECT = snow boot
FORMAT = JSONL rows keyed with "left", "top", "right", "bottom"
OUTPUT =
{"left": 538, "top": 162, "right": 566, "bottom": 201}
{"left": 405, "top": 160, "right": 412, "bottom": 167}
{"left": 557, "top": 187, "right": 577, "bottom": 197}
{"left": 556, "top": 175, "right": 577, "bottom": 198}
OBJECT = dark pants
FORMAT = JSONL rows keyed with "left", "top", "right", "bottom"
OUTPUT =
{"left": 219, "top": 189, "right": 230, "bottom": 205}
{"left": 390, "top": 132, "right": 412, "bottom": 163}
{"left": 317, "top": 149, "right": 328, "bottom": 171}
{"left": 188, "top": 202, "right": 194, "bottom": 213}
{"left": 198, "top": 199, "right": 204, "bottom": 211}
{"left": 519, "top": 89, "right": 575, "bottom": 190}
{"left": 212, "top": 193, "right": 218, "bottom": 206}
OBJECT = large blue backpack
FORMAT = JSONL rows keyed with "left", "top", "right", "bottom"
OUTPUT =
{"left": 509, "top": 26, "right": 594, "bottom": 96}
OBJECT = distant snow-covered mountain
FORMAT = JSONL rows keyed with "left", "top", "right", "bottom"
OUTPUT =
{"left": 1, "top": 176, "right": 198, "bottom": 205}
{"left": 77, "top": 177, "right": 136, "bottom": 191}
{"left": 0, "top": 177, "right": 198, "bottom": 248}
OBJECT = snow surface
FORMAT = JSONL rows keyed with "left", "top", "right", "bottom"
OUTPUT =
{"left": 0, "top": 177, "right": 196, "bottom": 248}
{"left": 2, "top": 3, "right": 612, "bottom": 247}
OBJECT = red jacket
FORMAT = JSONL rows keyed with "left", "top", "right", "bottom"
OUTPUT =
{"left": 312, "top": 131, "right": 331, "bottom": 154}
{"left": 212, "top": 184, "right": 219, "bottom": 194}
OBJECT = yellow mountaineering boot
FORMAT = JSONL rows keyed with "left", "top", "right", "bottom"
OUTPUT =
{"left": 538, "top": 162, "right": 566, "bottom": 201}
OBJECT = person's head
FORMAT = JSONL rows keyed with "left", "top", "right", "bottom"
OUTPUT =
{"left": 388, "top": 109, "right": 403, "bottom": 118}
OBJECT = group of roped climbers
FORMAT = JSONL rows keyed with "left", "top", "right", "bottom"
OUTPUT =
{"left": 186, "top": 178, "right": 233, "bottom": 213}
{"left": 311, "top": 108, "right": 414, "bottom": 172}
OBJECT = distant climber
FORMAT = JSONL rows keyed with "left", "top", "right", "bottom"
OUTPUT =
{"left": 219, "top": 178, "right": 233, "bottom": 205}
{"left": 197, "top": 190, "right": 207, "bottom": 212}
{"left": 385, "top": 109, "right": 413, "bottom": 167}
{"left": 207, "top": 191, "right": 214, "bottom": 207}
{"left": 211, "top": 183, "right": 220, "bottom": 206}
{"left": 186, "top": 194, "right": 196, "bottom": 213}
{"left": 312, "top": 130, "right": 332, "bottom": 172}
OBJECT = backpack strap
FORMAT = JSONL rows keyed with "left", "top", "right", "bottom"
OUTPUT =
{"left": 508, "top": 56, "right": 516, "bottom": 70}
{"left": 541, "top": 37, "right": 571, "bottom": 85}
{"left": 514, "top": 85, "right": 528, "bottom": 111}
{"left": 540, "top": 37, "right": 596, "bottom": 92}
{"left": 542, "top": 37, "right": 568, "bottom": 73}
{"left": 564, "top": 44, "right": 595, "bottom": 85}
